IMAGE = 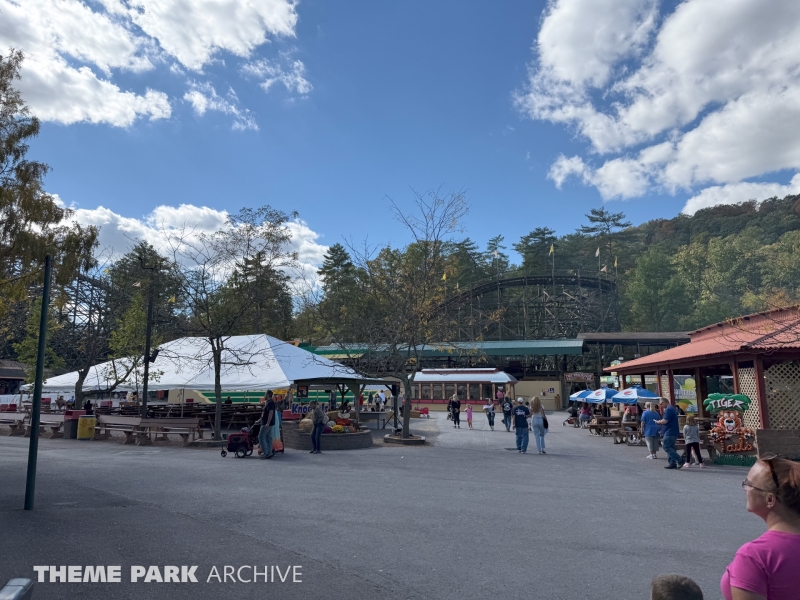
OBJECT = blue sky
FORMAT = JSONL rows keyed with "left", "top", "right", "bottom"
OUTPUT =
{"left": 5, "top": 0, "right": 800, "bottom": 263}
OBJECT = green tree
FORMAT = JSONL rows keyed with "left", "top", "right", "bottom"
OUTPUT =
{"left": 13, "top": 299, "right": 63, "bottom": 380}
{"left": 513, "top": 227, "right": 556, "bottom": 271}
{"left": 102, "top": 290, "right": 163, "bottom": 394}
{"left": 485, "top": 235, "right": 510, "bottom": 276}
{"left": 164, "top": 205, "right": 299, "bottom": 439}
{"left": 0, "top": 50, "right": 98, "bottom": 319}
{"left": 308, "top": 189, "right": 470, "bottom": 438}
{"left": 226, "top": 252, "right": 293, "bottom": 338}
{"left": 579, "top": 208, "right": 631, "bottom": 237}
{"left": 624, "top": 247, "right": 688, "bottom": 331}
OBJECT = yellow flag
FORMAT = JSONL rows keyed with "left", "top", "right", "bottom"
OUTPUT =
{"left": 168, "top": 296, "right": 176, "bottom": 303}
{"left": 614, "top": 256, "right": 618, "bottom": 268}
{"left": 442, "top": 273, "right": 447, "bottom": 281}
{"left": 549, "top": 243, "right": 554, "bottom": 255}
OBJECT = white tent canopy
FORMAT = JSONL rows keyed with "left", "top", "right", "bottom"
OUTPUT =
{"left": 32, "top": 335, "right": 370, "bottom": 393}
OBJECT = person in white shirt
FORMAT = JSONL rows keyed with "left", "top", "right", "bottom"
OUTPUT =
{"left": 482, "top": 399, "right": 495, "bottom": 431}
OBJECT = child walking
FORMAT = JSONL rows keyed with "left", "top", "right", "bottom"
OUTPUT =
{"left": 681, "top": 415, "right": 704, "bottom": 468}
{"left": 466, "top": 404, "right": 473, "bottom": 429}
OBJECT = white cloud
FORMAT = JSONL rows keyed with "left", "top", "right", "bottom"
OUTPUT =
{"left": 548, "top": 155, "right": 589, "bottom": 188}
{"left": 518, "top": 0, "right": 800, "bottom": 209}
{"left": 0, "top": 0, "right": 301, "bottom": 127}
{"left": 183, "top": 81, "right": 258, "bottom": 131}
{"left": 683, "top": 174, "right": 800, "bottom": 216}
{"left": 241, "top": 51, "right": 312, "bottom": 95}
{"left": 127, "top": 0, "right": 298, "bottom": 71}
{"left": 69, "top": 203, "right": 328, "bottom": 276}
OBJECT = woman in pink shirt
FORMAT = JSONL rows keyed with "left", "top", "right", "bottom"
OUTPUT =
{"left": 721, "top": 455, "right": 800, "bottom": 600}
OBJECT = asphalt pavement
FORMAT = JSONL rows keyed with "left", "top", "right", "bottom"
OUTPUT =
{"left": 0, "top": 412, "right": 761, "bottom": 599}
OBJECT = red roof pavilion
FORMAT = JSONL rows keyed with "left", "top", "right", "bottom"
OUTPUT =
{"left": 607, "top": 308, "right": 800, "bottom": 430}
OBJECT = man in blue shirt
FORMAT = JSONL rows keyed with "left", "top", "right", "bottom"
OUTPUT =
{"left": 513, "top": 398, "right": 530, "bottom": 453}
{"left": 655, "top": 398, "right": 683, "bottom": 469}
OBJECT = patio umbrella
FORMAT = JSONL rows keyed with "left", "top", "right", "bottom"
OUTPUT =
{"left": 612, "top": 386, "right": 658, "bottom": 405}
{"left": 584, "top": 388, "right": 619, "bottom": 403}
{"left": 569, "top": 389, "right": 593, "bottom": 400}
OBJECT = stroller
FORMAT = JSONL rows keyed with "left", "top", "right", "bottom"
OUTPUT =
{"left": 221, "top": 422, "right": 261, "bottom": 458}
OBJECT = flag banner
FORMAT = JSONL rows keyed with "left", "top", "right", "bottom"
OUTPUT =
{"left": 549, "top": 243, "right": 554, "bottom": 255}
{"left": 132, "top": 281, "right": 141, "bottom": 287}
{"left": 442, "top": 273, "right": 447, "bottom": 281}
{"left": 600, "top": 265, "right": 607, "bottom": 272}
{"left": 595, "top": 247, "right": 600, "bottom": 257}
{"left": 614, "top": 256, "right": 618, "bottom": 268}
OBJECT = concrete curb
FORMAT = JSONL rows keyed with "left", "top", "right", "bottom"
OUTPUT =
{"left": 383, "top": 434, "right": 426, "bottom": 446}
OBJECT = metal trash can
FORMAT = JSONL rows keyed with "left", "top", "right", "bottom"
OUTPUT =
{"left": 77, "top": 415, "right": 96, "bottom": 440}
{"left": 63, "top": 409, "right": 86, "bottom": 439}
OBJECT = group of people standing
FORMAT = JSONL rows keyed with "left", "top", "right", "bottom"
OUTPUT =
{"left": 446, "top": 394, "right": 549, "bottom": 454}
{"left": 640, "top": 398, "right": 704, "bottom": 469}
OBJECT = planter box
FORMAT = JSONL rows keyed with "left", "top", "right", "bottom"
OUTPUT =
{"left": 282, "top": 421, "right": 373, "bottom": 451}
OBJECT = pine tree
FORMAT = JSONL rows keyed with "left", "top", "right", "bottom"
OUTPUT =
{"left": 0, "top": 50, "right": 98, "bottom": 319}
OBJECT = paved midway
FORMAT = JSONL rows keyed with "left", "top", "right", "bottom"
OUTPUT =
{"left": 1, "top": 412, "right": 762, "bottom": 599}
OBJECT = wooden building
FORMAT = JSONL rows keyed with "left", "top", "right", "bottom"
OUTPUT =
{"left": 608, "top": 308, "right": 800, "bottom": 432}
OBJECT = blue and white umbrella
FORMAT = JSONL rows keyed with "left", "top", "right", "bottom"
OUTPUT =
{"left": 584, "top": 388, "right": 619, "bottom": 403}
{"left": 613, "top": 386, "right": 659, "bottom": 405}
{"left": 569, "top": 389, "right": 593, "bottom": 400}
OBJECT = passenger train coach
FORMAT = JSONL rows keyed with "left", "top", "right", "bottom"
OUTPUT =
{"left": 409, "top": 368, "right": 517, "bottom": 410}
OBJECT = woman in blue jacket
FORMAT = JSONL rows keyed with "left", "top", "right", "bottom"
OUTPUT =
{"left": 640, "top": 402, "right": 661, "bottom": 459}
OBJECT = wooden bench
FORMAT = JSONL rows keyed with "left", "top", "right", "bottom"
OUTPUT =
{"left": 138, "top": 418, "right": 203, "bottom": 446}
{"left": 24, "top": 414, "right": 64, "bottom": 439}
{"left": 610, "top": 427, "right": 641, "bottom": 445}
{"left": 588, "top": 422, "right": 613, "bottom": 436}
{"left": 674, "top": 436, "right": 717, "bottom": 460}
{"left": 0, "top": 412, "right": 27, "bottom": 436}
{"left": 93, "top": 415, "right": 142, "bottom": 443}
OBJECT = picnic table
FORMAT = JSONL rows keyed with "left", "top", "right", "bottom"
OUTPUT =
{"left": 0, "top": 412, "right": 27, "bottom": 436}
{"left": 357, "top": 411, "right": 387, "bottom": 429}
{"left": 588, "top": 418, "right": 620, "bottom": 436}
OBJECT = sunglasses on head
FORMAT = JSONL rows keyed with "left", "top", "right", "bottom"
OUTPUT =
{"left": 762, "top": 453, "right": 786, "bottom": 490}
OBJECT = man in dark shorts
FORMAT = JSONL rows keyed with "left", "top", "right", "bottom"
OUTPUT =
{"left": 502, "top": 398, "right": 514, "bottom": 432}
{"left": 513, "top": 398, "right": 530, "bottom": 453}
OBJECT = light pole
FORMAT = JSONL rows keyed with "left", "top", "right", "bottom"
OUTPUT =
{"left": 25, "top": 255, "right": 52, "bottom": 511}
{"left": 139, "top": 256, "right": 159, "bottom": 419}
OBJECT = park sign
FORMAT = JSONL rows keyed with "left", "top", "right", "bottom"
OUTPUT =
{"left": 703, "top": 393, "right": 752, "bottom": 413}
{"left": 291, "top": 403, "right": 328, "bottom": 415}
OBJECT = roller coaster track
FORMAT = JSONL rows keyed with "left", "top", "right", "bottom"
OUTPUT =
{"left": 440, "top": 273, "right": 617, "bottom": 310}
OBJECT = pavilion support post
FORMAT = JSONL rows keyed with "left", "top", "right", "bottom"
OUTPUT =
{"left": 640, "top": 374, "right": 646, "bottom": 388}
{"left": 346, "top": 383, "right": 365, "bottom": 425}
{"left": 694, "top": 368, "right": 705, "bottom": 418}
{"left": 754, "top": 356, "right": 771, "bottom": 429}
{"left": 656, "top": 370, "right": 662, "bottom": 399}
{"left": 730, "top": 361, "right": 740, "bottom": 394}
{"left": 595, "top": 350, "right": 602, "bottom": 391}
{"left": 667, "top": 369, "right": 676, "bottom": 406}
